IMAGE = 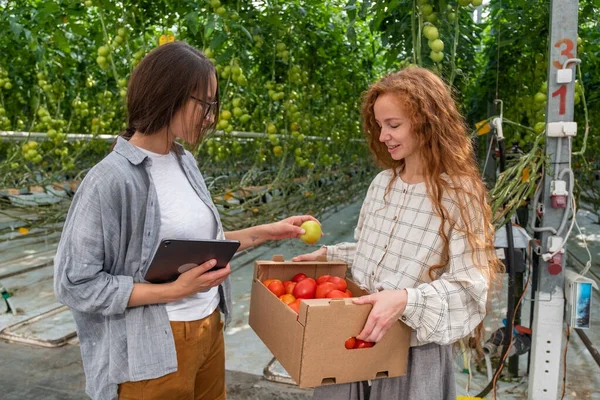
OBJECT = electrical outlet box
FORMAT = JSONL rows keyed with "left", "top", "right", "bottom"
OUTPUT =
{"left": 565, "top": 270, "right": 597, "bottom": 329}
{"left": 551, "top": 180, "right": 568, "bottom": 196}
{"left": 548, "top": 236, "right": 564, "bottom": 254}
{"left": 557, "top": 69, "right": 573, "bottom": 84}
{"left": 547, "top": 121, "right": 577, "bottom": 137}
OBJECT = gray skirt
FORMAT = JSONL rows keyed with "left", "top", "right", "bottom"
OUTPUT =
{"left": 312, "top": 343, "right": 456, "bottom": 400}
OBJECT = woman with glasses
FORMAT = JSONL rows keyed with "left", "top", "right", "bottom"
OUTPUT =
{"left": 54, "top": 41, "right": 318, "bottom": 400}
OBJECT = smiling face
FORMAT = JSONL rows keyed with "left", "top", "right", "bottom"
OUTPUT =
{"left": 373, "top": 92, "right": 419, "bottom": 162}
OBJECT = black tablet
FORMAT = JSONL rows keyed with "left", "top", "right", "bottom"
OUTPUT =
{"left": 144, "top": 238, "right": 241, "bottom": 284}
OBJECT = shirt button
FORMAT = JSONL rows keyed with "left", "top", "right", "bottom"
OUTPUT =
{"left": 393, "top": 216, "right": 397, "bottom": 220}
{"left": 401, "top": 316, "right": 407, "bottom": 321}
{"left": 384, "top": 245, "right": 387, "bottom": 249}
{"left": 371, "top": 272, "right": 375, "bottom": 276}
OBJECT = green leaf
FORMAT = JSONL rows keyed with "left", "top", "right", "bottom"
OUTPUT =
{"left": 9, "top": 18, "right": 23, "bottom": 39}
{"left": 209, "top": 31, "right": 229, "bottom": 50}
{"left": 53, "top": 31, "right": 71, "bottom": 54}
{"left": 205, "top": 16, "right": 215, "bottom": 39}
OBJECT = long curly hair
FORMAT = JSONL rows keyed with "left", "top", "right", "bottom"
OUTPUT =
{"left": 361, "top": 67, "right": 503, "bottom": 342}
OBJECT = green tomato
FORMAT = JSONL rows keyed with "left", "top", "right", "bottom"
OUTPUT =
{"left": 420, "top": 4, "right": 433, "bottom": 16}
{"left": 233, "top": 107, "right": 243, "bottom": 117}
{"left": 220, "top": 110, "right": 232, "bottom": 120}
{"left": 428, "top": 39, "right": 444, "bottom": 52}
{"left": 232, "top": 98, "right": 242, "bottom": 108}
{"left": 534, "top": 92, "right": 547, "bottom": 103}
{"left": 423, "top": 26, "right": 439, "bottom": 40}
{"left": 267, "top": 123, "right": 277, "bottom": 134}
{"left": 471, "top": 0, "right": 483, "bottom": 6}
{"left": 215, "top": 7, "right": 226, "bottom": 16}
{"left": 210, "top": 0, "right": 221, "bottom": 8}
{"left": 458, "top": 0, "right": 470, "bottom": 6}
{"left": 534, "top": 122, "right": 545, "bottom": 134}
{"left": 98, "top": 46, "right": 110, "bottom": 57}
{"left": 429, "top": 51, "right": 444, "bottom": 63}
{"left": 424, "top": 12, "right": 438, "bottom": 23}
{"left": 240, "top": 114, "right": 251, "bottom": 123}
{"left": 117, "top": 28, "right": 126, "bottom": 37}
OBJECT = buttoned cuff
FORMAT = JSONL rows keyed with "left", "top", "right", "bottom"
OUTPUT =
{"left": 400, "top": 287, "right": 424, "bottom": 329}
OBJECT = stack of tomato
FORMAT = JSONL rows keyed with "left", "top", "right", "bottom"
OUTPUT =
{"left": 262, "top": 272, "right": 352, "bottom": 314}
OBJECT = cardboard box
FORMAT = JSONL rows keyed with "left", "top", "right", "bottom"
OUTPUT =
{"left": 249, "top": 255, "right": 412, "bottom": 388}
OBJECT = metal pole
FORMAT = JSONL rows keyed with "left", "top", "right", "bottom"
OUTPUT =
{"left": 528, "top": 1, "right": 578, "bottom": 398}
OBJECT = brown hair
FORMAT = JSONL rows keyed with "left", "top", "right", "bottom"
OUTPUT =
{"left": 116, "top": 41, "right": 219, "bottom": 148}
{"left": 361, "top": 67, "right": 503, "bottom": 342}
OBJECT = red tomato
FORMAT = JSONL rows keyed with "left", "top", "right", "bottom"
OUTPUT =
{"left": 262, "top": 279, "right": 281, "bottom": 288}
{"left": 345, "top": 289, "right": 353, "bottom": 297}
{"left": 344, "top": 337, "right": 356, "bottom": 349}
{"left": 316, "top": 274, "right": 332, "bottom": 285}
{"left": 315, "top": 282, "right": 337, "bottom": 298}
{"left": 355, "top": 339, "right": 374, "bottom": 349}
{"left": 267, "top": 281, "right": 286, "bottom": 297}
{"left": 288, "top": 299, "right": 302, "bottom": 313}
{"left": 279, "top": 294, "right": 296, "bottom": 305}
{"left": 327, "top": 276, "right": 347, "bottom": 292}
{"left": 293, "top": 277, "right": 317, "bottom": 299}
{"left": 292, "top": 273, "right": 307, "bottom": 283}
{"left": 284, "top": 281, "right": 297, "bottom": 295}
{"left": 326, "top": 289, "right": 349, "bottom": 298}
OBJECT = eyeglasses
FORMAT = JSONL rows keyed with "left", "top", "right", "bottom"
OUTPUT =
{"left": 190, "top": 95, "right": 218, "bottom": 118}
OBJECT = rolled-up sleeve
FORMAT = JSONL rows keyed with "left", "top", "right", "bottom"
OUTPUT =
{"left": 401, "top": 224, "right": 489, "bottom": 345}
{"left": 54, "top": 176, "right": 134, "bottom": 316}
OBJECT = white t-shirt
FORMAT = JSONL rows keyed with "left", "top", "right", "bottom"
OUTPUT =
{"left": 139, "top": 147, "right": 220, "bottom": 321}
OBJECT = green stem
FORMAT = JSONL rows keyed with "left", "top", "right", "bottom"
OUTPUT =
{"left": 98, "top": 9, "right": 120, "bottom": 82}
{"left": 449, "top": 7, "right": 460, "bottom": 85}
{"left": 572, "top": 63, "right": 589, "bottom": 156}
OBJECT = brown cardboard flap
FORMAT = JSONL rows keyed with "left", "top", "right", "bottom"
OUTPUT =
{"left": 254, "top": 260, "right": 347, "bottom": 283}
{"left": 249, "top": 279, "right": 304, "bottom": 381}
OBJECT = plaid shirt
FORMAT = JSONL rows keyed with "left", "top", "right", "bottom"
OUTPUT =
{"left": 327, "top": 170, "right": 489, "bottom": 346}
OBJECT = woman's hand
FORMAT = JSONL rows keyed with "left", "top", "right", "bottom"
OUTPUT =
{"left": 266, "top": 215, "right": 321, "bottom": 241}
{"left": 169, "top": 259, "right": 231, "bottom": 300}
{"left": 353, "top": 289, "right": 408, "bottom": 343}
{"left": 291, "top": 246, "right": 327, "bottom": 262}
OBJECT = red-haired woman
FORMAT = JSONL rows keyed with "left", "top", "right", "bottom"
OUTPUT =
{"left": 294, "top": 67, "right": 502, "bottom": 399}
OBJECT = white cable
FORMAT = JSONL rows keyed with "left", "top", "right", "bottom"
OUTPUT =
{"left": 484, "top": 353, "right": 493, "bottom": 383}
{"left": 573, "top": 212, "right": 593, "bottom": 276}
{"left": 549, "top": 190, "right": 577, "bottom": 258}
{"left": 555, "top": 137, "right": 562, "bottom": 180}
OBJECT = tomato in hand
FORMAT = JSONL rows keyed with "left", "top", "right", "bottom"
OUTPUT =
{"left": 293, "top": 277, "right": 317, "bottom": 299}
{"left": 355, "top": 339, "right": 374, "bottom": 349}
{"left": 344, "top": 337, "right": 356, "bottom": 349}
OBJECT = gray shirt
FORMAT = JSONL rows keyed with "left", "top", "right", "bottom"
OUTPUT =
{"left": 54, "top": 137, "right": 232, "bottom": 400}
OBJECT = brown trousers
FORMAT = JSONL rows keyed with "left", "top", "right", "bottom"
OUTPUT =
{"left": 118, "top": 310, "right": 225, "bottom": 400}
